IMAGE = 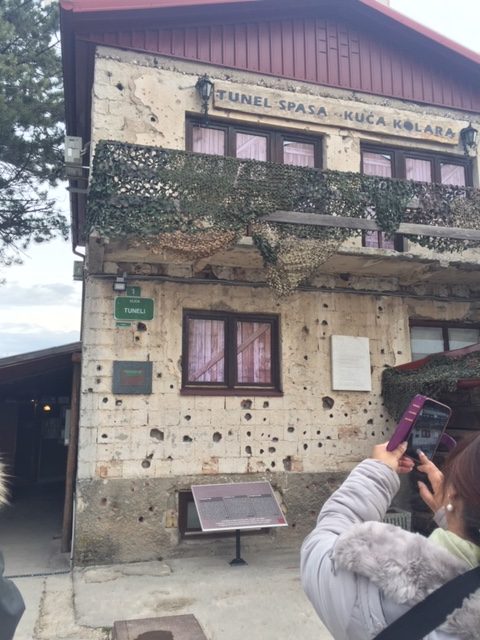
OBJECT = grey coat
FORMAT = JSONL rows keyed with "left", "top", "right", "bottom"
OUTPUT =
{"left": 0, "top": 462, "right": 25, "bottom": 640}
{"left": 300, "top": 459, "right": 480, "bottom": 640}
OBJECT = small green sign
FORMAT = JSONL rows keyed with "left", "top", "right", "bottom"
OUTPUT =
{"left": 126, "top": 285, "right": 141, "bottom": 297}
{"left": 114, "top": 297, "right": 154, "bottom": 321}
{"left": 116, "top": 321, "right": 132, "bottom": 329}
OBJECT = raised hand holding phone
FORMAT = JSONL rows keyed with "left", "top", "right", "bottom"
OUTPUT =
{"left": 386, "top": 394, "right": 454, "bottom": 461}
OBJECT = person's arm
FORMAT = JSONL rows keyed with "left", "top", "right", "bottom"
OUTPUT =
{"left": 300, "top": 443, "right": 410, "bottom": 638}
{"left": 0, "top": 552, "right": 25, "bottom": 640}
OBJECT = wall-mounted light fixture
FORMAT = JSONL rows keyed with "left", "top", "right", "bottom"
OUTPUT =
{"left": 42, "top": 404, "right": 52, "bottom": 413}
{"left": 195, "top": 74, "right": 214, "bottom": 121}
{"left": 113, "top": 273, "right": 127, "bottom": 293}
{"left": 460, "top": 123, "right": 478, "bottom": 156}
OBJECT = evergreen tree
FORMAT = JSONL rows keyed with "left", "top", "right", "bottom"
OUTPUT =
{"left": 0, "top": 0, "right": 68, "bottom": 268}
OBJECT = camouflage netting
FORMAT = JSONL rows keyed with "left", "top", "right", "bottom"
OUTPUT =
{"left": 382, "top": 349, "right": 480, "bottom": 420}
{"left": 88, "top": 140, "right": 480, "bottom": 295}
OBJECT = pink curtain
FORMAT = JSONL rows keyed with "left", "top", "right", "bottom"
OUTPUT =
{"left": 441, "top": 163, "right": 466, "bottom": 186}
{"left": 406, "top": 158, "right": 432, "bottom": 182}
{"left": 237, "top": 322, "right": 272, "bottom": 384}
{"left": 236, "top": 133, "right": 267, "bottom": 160}
{"left": 283, "top": 141, "right": 315, "bottom": 167}
{"left": 362, "top": 151, "right": 394, "bottom": 249}
{"left": 192, "top": 126, "right": 225, "bottom": 155}
{"left": 188, "top": 319, "right": 225, "bottom": 383}
{"left": 362, "top": 152, "right": 392, "bottom": 178}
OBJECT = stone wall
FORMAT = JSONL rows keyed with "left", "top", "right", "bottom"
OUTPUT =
{"left": 74, "top": 277, "right": 477, "bottom": 562}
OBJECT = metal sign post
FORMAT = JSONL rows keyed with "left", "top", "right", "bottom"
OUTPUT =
{"left": 191, "top": 481, "right": 288, "bottom": 566}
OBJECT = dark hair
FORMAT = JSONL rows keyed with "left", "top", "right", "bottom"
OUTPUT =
{"left": 443, "top": 433, "right": 480, "bottom": 546}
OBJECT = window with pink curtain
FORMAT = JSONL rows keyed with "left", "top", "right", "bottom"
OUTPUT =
{"left": 192, "top": 126, "right": 226, "bottom": 156}
{"left": 236, "top": 133, "right": 268, "bottom": 161}
{"left": 184, "top": 312, "right": 279, "bottom": 391}
{"left": 283, "top": 141, "right": 315, "bottom": 167}
{"left": 362, "top": 151, "right": 395, "bottom": 250}
{"left": 236, "top": 322, "right": 272, "bottom": 384}
{"left": 187, "top": 318, "right": 225, "bottom": 383}
{"left": 406, "top": 158, "right": 432, "bottom": 183}
{"left": 441, "top": 163, "right": 466, "bottom": 186}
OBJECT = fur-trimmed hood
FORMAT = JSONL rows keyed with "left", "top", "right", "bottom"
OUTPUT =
{"left": 0, "top": 461, "right": 8, "bottom": 507}
{"left": 334, "top": 521, "right": 480, "bottom": 639}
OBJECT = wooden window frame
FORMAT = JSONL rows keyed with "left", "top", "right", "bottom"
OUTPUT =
{"left": 409, "top": 320, "right": 480, "bottom": 354}
{"left": 186, "top": 117, "right": 323, "bottom": 168}
{"left": 182, "top": 309, "right": 281, "bottom": 395}
{"left": 361, "top": 144, "right": 472, "bottom": 251}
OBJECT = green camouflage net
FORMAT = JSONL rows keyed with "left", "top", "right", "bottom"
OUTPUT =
{"left": 88, "top": 140, "right": 480, "bottom": 295}
{"left": 382, "top": 350, "right": 480, "bottom": 420}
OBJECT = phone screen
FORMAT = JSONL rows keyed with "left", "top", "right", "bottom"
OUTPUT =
{"left": 406, "top": 400, "right": 451, "bottom": 460}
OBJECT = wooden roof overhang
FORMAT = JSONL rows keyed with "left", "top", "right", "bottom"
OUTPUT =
{"left": 60, "top": 0, "right": 480, "bottom": 248}
{"left": 0, "top": 342, "right": 82, "bottom": 399}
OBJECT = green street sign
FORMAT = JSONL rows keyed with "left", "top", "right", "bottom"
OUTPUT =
{"left": 114, "top": 297, "right": 154, "bottom": 321}
{"left": 126, "top": 285, "right": 141, "bottom": 297}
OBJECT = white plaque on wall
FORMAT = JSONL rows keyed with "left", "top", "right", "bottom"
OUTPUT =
{"left": 331, "top": 335, "right": 372, "bottom": 392}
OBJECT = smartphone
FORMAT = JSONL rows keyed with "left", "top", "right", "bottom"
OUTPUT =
{"left": 387, "top": 394, "right": 453, "bottom": 460}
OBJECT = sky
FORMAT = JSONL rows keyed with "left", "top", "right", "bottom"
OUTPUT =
{"left": 0, "top": 0, "right": 478, "bottom": 358}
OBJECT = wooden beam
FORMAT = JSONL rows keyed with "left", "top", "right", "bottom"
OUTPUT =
{"left": 264, "top": 212, "right": 480, "bottom": 241}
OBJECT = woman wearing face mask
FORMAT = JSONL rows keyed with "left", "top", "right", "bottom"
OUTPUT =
{"left": 301, "top": 435, "right": 480, "bottom": 640}
{"left": 0, "top": 462, "right": 25, "bottom": 640}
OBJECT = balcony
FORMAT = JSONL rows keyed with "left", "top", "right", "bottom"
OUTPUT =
{"left": 87, "top": 140, "right": 480, "bottom": 295}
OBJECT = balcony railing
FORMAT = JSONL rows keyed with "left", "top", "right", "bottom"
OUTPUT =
{"left": 88, "top": 140, "right": 480, "bottom": 294}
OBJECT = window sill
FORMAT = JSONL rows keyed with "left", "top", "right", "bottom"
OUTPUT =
{"left": 180, "top": 388, "right": 283, "bottom": 397}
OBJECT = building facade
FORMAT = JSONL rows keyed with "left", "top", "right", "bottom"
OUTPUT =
{"left": 60, "top": 0, "right": 480, "bottom": 564}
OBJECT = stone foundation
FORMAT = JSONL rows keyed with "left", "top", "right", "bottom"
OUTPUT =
{"left": 73, "top": 471, "right": 345, "bottom": 565}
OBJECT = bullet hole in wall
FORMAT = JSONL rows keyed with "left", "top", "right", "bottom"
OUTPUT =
{"left": 244, "top": 413, "right": 252, "bottom": 421}
{"left": 260, "top": 449, "right": 264, "bottom": 454}
{"left": 115, "top": 399, "right": 122, "bottom": 406}
{"left": 157, "top": 373, "right": 162, "bottom": 378}
{"left": 272, "top": 437, "right": 279, "bottom": 442}
{"left": 303, "top": 387, "right": 307, "bottom": 391}
{"left": 213, "top": 432, "right": 222, "bottom": 442}
{"left": 378, "top": 306, "right": 383, "bottom": 312}
{"left": 150, "top": 428, "right": 164, "bottom": 441}
{"left": 268, "top": 447, "right": 276, "bottom": 453}
{"left": 304, "top": 355, "right": 309, "bottom": 361}
{"left": 323, "top": 303, "right": 329, "bottom": 308}
{"left": 228, "top": 430, "right": 233, "bottom": 436}
{"left": 363, "top": 408, "right": 368, "bottom": 413}
{"left": 183, "top": 435, "right": 193, "bottom": 443}
{"left": 102, "top": 397, "right": 109, "bottom": 403}
{"left": 87, "top": 388, "right": 93, "bottom": 393}
{"left": 380, "top": 349, "right": 385, "bottom": 354}
{"left": 245, "top": 446, "right": 252, "bottom": 455}
{"left": 371, "top": 432, "right": 375, "bottom": 437}
{"left": 287, "top": 426, "right": 295, "bottom": 433}
{"left": 149, "top": 506, "right": 154, "bottom": 512}
{"left": 303, "top": 443, "right": 308, "bottom": 450}
{"left": 101, "top": 433, "right": 108, "bottom": 439}
{"left": 137, "top": 322, "right": 147, "bottom": 332}
{"left": 101, "top": 498, "right": 107, "bottom": 505}
{"left": 329, "top": 414, "right": 334, "bottom": 419}
{"left": 141, "top": 459, "right": 151, "bottom": 469}
{"left": 344, "top": 413, "right": 348, "bottom": 417}
{"left": 246, "top": 431, "right": 251, "bottom": 437}
{"left": 138, "top": 516, "right": 144, "bottom": 523}
{"left": 302, "top": 325, "right": 310, "bottom": 336}
{"left": 316, "top": 430, "right": 321, "bottom": 435}
{"left": 367, "top": 419, "right": 373, "bottom": 425}
{"left": 96, "top": 378, "right": 101, "bottom": 384}
{"left": 96, "top": 365, "right": 102, "bottom": 371}
{"left": 167, "top": 455, "right": 173, "bottom": 461}
{"left": 241, "top": 399, "right": 253, "bottom": 409}
{"left": 116, "top": 82, "right": 124, "bottom": 91}
{"left": 150, "top": 115, "right": 157, "bottom": 123}
{"left": 322, "top": 396, "right": 335, "bottom": 409}
{"left": 303, "top": 430, "right": 307, "bottom": 435}
{"left": 321, "top": 320, "right": 328, "bottom": 326}
{"left": 134, "top": 336, "right": 140, "bottom": 342}
{"left": 263, "top": 401, "right": 269, "bottom": 409}
{"left": 184, "top": 415, "right": 191, "bottom": 421}
{"left": 318, "top": 442, "right": 323, "bottom": 448}
{"left": 271, "top": 461, "right": 276, "bottom": 468}
{"left": 326, "top": 436, "right": 331, "bottom": 440}
{"left": 170, "top": 385, "right": 174, "bottom": 389}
